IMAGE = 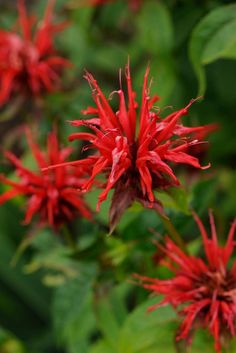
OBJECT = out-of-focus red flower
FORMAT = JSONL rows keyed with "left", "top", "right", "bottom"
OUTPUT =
{"left": 0, "top": 129, "right": 91, "bottom": 229}
{"left": 0, "top": 0, "right": 70, "bottom": 106}
{"left": 137, "top": 211, "right": 236, "bottom": 353}
{"left": 45, "top": 63, "right": 212, "bottom": 230}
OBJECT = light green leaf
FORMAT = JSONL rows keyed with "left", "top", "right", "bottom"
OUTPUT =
{"left": 189, "top": 4, "right": 236, "bottom": 94}
{"left": 202, "top": 19, "right": 236, "bottom": 64}
{"left": 89, "top": 340, "right": 116, "bottom": 353}
{"left": 118, "top": 297, "right": 177, "bottom": 353}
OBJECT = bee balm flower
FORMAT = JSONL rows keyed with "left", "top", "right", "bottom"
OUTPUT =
{"left": 137, "top": 211, "right": 236, "bottom": 353}
{"left": 0, "top": 129, "right": 91, "bottom": 229}
{"left": 0, "top": 0, "right": 70, "bottom": 105}
{"left": 45, "top": 63, "right": 212, "bottom": 230}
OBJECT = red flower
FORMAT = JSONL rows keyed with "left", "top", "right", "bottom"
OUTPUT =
{"left": 45, "top": 63, "right": 211, "bottom": 230}
{"left": 0, "top": 129, "right": 91, "bottom": 228}
{"left": 137, "top": 211, "right": 236, "bottom": 352}
{"left": 0, "top": 0, "right": 70, "bottom": 105}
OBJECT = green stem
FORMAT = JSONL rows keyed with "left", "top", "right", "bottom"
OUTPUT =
{"left": 160, "top": 214, "right": 188, "bottom": 253}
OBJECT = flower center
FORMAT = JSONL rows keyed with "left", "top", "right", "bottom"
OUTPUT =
{"left": 203, "top": 270, "right": 235, "bottom": 301}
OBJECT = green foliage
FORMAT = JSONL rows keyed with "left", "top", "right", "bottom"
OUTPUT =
{"left": 118, "top": 297, "right": 177, "bottom": 353}
{"left": 135, "top": 1, "right": 173, "bottom": 55}
{"left": 0, "top": 0, "right": 236, "bottom": 353}
{"left": 52, "top": 263, "right": 98, "bottom": 353}
{"left": 0, "top": 328, "right": 34, "bottom": 353}
{"left": 189, "top": 4, "right": 236, "bottom": 94}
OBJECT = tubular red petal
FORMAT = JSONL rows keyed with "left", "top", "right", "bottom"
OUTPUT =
{"left": 18, "top": 0, "right": 31, "bottom": 40}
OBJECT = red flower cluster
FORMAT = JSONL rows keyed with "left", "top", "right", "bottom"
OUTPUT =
{"left": 0, "top": 129, "right": 91, "bottom": 228}
{"left": 0, "top": 0, "right": 70, "bottom": 106}
{"left": 137, "top": 212, "right": 236, "bottom": 352}
{"left": 48, "top": 63, "right": 212, "bottom": 230}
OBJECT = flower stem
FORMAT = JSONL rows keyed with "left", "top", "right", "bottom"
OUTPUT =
{"left": 160, "top": 215, "right": 187, "bottom": 253}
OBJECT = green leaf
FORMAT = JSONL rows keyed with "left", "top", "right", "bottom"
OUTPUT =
{"left": 135, "top": 1, "right": 173, "bottom": 55}
{"left": 189, "top": 4, "right": 236, "bottom": 94}
{"left": 0, "top": 328, "right": 37, "bottom": 353}
{"left": 118, "top": 297, "right": 177, "bottom": 353}
{"left": 89, "top": 340, "right": 116, "bottom": 353}
{"left": 94, "top": 283, "right": 130, "bottom": 350}
{"left": 0, "top": 205, "right": 50, "bottom": 322}
{"left": 158, "top": 187, "right": 190, "bottom": 214}
{"left": 188, "top": 329, "right": 215, "bottom": 353}
{"left": 202, "top": 20, "right": 236, "bottom": 64}
{"left": 52, "top": 264, "right": 97, "bottom": 353}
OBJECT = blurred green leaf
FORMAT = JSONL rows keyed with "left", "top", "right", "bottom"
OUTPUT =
{"left": 118, "top": 297, "right": 177, "bottom": 353}
{"left": 94, "top": 283, "right": 130, "bottom": 350}
{"left": 0, "top": 205, "right": 50, "bottom": 322}
{"left": 52, "top": 263, "right": 97, "bottom": 353}
{"left": 0, "top": 328, "right": 36, "bottom": 353}
{"left": 105, "top": 237, "right": 135, "bottom": 266}
{"left": 158, "top": 187, "right": 190, "bottom": 214}
{"left": 22, "top": 229, "right": 83, "bottom": 285}
{"left": 190, "top": 177, "right": 217, "bottom": 213}
{"left": 89, "top": 340, "right": 115, "bottom": 353}
{"left": 189, "top": 4, "right": 236, "bottom": 94}
{"left": 135, "top": 1, "right": 173, "bottom": 55}
{"left": 188, "top": 329, "right": 215, "bottom": 353}
{"left": 202, "top": 20, "right": 236, "bottom": 64}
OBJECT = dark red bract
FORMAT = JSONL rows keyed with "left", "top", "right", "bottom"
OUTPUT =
{"left": 0, "top": 129, "right": 91, "bottom": 229}
{"left": 137, "top": 211, "right": 236, "bottom": 353}
{"left": 0, "top": 0, "right": 70, "bottom": 105}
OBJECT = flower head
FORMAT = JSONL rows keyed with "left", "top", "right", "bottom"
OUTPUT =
{"left": 45, "top": 63, "right": 212, "bottom": 230}
{"left": 0, "top": 128, "right": 91, "bottom": 228}
{"left": 137, "top": 211, "right": 236, "bottom": 352}
{"left": 0, "top": 0, "right": 70, "bottom": 105}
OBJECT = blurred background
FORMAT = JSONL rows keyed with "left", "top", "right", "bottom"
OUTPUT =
{"left": 0, "top": 0, "right": 235, "bottom": 352}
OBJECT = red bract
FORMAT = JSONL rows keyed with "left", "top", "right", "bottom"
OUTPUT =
{"left": 137, "top": 211, "right": 236, "bottom": 352}
{"left": 0, "top": 129, "right": 91, "bottom": 229}
{"left": 45, "top": 63, "right": 212, "bottom": 230}
{"left": 0, "top": 0, "right": 70, "bottom": 106}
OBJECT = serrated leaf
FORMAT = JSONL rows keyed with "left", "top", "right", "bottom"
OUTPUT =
{"left": 189, "top": 4, "right": 236, "bottom": 94}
